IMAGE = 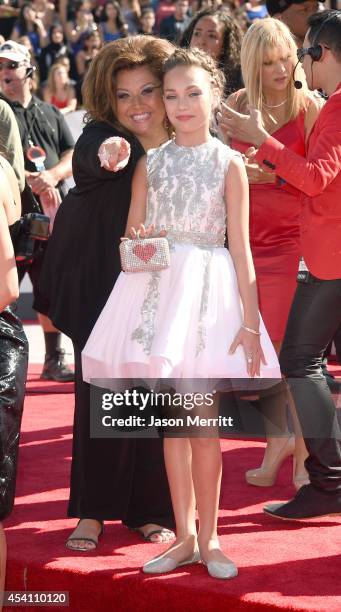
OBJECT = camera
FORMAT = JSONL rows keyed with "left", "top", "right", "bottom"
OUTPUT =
{"left": 15, "top": 212, "right": 50, "bottom": 262}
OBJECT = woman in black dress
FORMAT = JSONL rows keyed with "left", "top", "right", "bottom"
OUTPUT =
{"left": 0, "top": 153, "right": 28, "bottom": 594}
{"left": 40, "top": 36, "right": 176, "bottom": 550}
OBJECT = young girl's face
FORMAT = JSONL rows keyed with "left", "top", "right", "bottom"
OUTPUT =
{"left": 163, "top": 65, "right": 215, "bottom": 135}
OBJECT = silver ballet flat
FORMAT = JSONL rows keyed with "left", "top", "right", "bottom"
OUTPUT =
{"left": 203, "top": 558, "right": 238, "bottom": 579}
{"left": 143, "top": 549, "right": 201, "bottom": 574}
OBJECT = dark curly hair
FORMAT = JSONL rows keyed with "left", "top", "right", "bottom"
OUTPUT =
{"left": 179, "top": 8, "right": 243, "bottom": 96}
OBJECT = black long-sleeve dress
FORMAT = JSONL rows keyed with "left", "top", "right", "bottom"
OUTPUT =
{"left": 39, "top": 121, "right": 174, "bottom": 527}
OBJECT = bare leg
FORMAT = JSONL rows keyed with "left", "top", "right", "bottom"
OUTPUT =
{"left": 37, "top": 313, "right": 58, "bottom": 332}
{"left": 144, "top": 438, "right": 197, "bottom": 564}
{"left": 66, "top": 519, "right": 103, "bottom": 551}
{"left": 246, "top": 340, "right": 308, "bottom": 487}
{"left": 190, "top": 436, "right": 230, "bottom": 564}
{"left": 0, "top": 524, "right": 6, "bottom": 611}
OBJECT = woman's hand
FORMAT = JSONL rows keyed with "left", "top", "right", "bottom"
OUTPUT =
{"left": 229, "top": 327, "right": 267, "bottom": 377}
{"left": 241, "top": 147, "right": 276, "bottom": 185}
{"left": 98, "top": 137, "right": 131, "bottom": 172}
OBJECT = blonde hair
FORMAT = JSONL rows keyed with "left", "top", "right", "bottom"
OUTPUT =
{"left": 82, "top": 36, "right": 174, "bottom": 129}
{"left": 46, "top": 63, "right": 70, "bottom": 96}
{"left": 163, "top": 47, "right": 225, "bottom": 111}
{"left": 241, "top": 18, "right": 309, "bottom": 123}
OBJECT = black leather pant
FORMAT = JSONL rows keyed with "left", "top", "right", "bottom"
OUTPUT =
{"left": 279, "top": 274, "right": 341, "bottom": 492}
{"left": 0, "top": 305, "right": 28, "bottom": 520}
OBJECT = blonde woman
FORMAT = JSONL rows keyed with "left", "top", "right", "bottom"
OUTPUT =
{"left": 43, "top": 62, "right": 77, "bottom": 115}
{"left": 223, "top": 18, "right": 323, "bottom": 488}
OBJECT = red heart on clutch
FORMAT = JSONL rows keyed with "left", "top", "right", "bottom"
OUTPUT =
{"left": 133, "top": 243, "right": 157, "bottom": 262}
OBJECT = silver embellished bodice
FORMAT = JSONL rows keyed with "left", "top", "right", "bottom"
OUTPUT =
{"left": 145, "top": 138, "right": 237, "bottom": 242}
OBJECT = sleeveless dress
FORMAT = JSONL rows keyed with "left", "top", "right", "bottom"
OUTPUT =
{"left": 82, "top": 138, "right": 280, "bottom": 388}
{"left": 231, "top": 112, "right": 306, "bottom": 342}
{"left": 0, "top": 222, "right": 28, "bottom": 520}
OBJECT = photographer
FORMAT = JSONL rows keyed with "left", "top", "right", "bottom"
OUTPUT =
{"left": 0, "top": 40, "right": 75, "bottom": 382}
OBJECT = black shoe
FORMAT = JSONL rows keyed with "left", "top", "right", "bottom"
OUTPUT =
{"left": 40, "top": 349, "right": 74, "bottom": 382}
{"left": 263, "top": 484, "right": 341, "bottom": 521}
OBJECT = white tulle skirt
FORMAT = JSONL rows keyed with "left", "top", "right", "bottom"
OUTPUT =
{"left": 82, "top": 244, "right": 281, "bottom": 390}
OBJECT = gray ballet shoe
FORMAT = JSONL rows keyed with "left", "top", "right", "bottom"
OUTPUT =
{"left": 143, "top": 549, "right": 201, "bottom": 574}
{"left": 203, "top": 558, "right": 238, "bottom": 579}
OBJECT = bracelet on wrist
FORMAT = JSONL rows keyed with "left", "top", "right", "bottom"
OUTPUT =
{"left": 241, "top": 324, "right": 261, "bottom": 336}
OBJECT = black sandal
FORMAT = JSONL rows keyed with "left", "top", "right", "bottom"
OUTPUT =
{"left": 65, "top": 519, "right": 104, "bottom": 552}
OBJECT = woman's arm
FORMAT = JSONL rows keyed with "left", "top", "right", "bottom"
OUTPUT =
{"left": 0, "top": 203, "right": 19, "bottom": 312}
{"left": 226, "top": 155, "right": 265, "bottom": 376}
{"left": 125, "top": 156, "right": 147, "bottom": 236}
{"left": 223, "top": 91, "right": 275, "bottom": 185}
{"left": 304, "top": 93, "right": 324, "bottom": 142}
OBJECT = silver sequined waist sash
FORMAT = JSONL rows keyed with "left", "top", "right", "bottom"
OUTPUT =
{"left": 167, "top": 230, "right": 225, "bottom": 248}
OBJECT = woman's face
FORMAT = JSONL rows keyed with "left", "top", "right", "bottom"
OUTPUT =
{"left": 261, "top": 45, "right": 293, "bottom": 93}
{"left": 115, "top": 66, "right": 165, "bottom": 138}
{"left": 190, "top": 16, "right": 224, "bottom": 61}
{"left": 54, "top": 66, "right": 68, "bottom": 85}
{"left": 24, "top": 6, "right": 37, "bottom": 21}
{"left": 51, "top": 28, "right": 63, "bottom": 44}
{"left": 105, "top": 2, "right": 118, "bottom": 19}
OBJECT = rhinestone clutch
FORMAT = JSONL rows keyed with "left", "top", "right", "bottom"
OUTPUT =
{"left": 119, "top": 237, "right": 170, "bottom": 273}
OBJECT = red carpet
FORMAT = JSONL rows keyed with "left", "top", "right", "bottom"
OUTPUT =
{"left": 26, "top": 364, "right": 74, "bottom": 395}
{"left": 4, "top": 367, "right": 341, "bottom": 612}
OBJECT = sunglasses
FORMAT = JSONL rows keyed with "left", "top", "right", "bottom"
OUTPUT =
{"left": 296, "top": 45, "right": 330, "bottom": 63}
{"left": 0, "top": 61, "right": 21, "bottom": 70}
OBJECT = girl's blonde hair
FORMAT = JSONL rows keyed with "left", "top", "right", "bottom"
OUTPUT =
{"left": 163, "top": 47, "right": 225, "bottom": 111}
{"left": 241, "top": 18, "right": 309, "bottom": 123}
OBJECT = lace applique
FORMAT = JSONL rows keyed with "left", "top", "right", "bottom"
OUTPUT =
{"left": 196, "top": 250, "right": 213, "bottom": 356}
{"left": 131, "top": 272, "right": 161, "bottom": 355}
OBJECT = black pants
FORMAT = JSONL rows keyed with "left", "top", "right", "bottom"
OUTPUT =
{"left": 279, "top": 274, "right": 341, "bottom": 492}
{"left": 68, "top": 345, "right": 175, "bottom": 528}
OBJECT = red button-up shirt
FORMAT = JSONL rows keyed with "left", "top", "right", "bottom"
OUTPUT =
{"left": 256, "top": 82, "right": 341, "bottom": 280}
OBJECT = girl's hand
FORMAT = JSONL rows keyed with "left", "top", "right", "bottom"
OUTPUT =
{"left": 121, "top": 223, "right": 167, "bottom": 240}
{"left": 98, "top": 137, "right": 131, "bottom": 172}
{"left": 228, "top": 327, "right": 267, "bottom": 377}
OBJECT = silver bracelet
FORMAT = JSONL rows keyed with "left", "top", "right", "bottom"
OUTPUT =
{"left": 242, "top": 324, "right": 261, "bottom": 336}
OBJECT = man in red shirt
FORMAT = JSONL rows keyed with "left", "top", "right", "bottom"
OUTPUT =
{"left": 221, "top": 9, "right": 341, "bottom": 520}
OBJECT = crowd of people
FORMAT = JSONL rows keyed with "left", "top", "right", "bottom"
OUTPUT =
{"left": 0, "top": 0, "right": 340, "bottom": 596}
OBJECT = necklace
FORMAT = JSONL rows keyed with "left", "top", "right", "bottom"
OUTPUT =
{"left": 263, "top": 98, "right": 288, "bottom": 109}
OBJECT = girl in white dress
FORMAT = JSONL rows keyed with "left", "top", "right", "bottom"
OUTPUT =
{"left": 82, "top": 48, "right": 280, "bottom": 578}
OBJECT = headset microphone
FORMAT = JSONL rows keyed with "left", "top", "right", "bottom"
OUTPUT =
{"left": 293, "top": 60, "right": 302, "bottom": 89}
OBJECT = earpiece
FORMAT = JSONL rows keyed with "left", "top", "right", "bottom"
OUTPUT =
{"left": 292, "top": 12, "right": 338, "bottom": 89}
{"left": 25, "top": 66, "right": 34, "bottom": 78}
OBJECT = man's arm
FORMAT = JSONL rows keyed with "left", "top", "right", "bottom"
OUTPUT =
{"left": 27, "top": 148, "right": 73, "bottom": 194}
{"left": 220, "top": 99, "right": 341, "bottom": 198}
{"left": 255, "top": 101, "right": 341, "bottom": 197}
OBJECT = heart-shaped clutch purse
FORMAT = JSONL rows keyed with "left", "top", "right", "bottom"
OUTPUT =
{"left": 119, "top": 236, "right": 170, "bottom": 273}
